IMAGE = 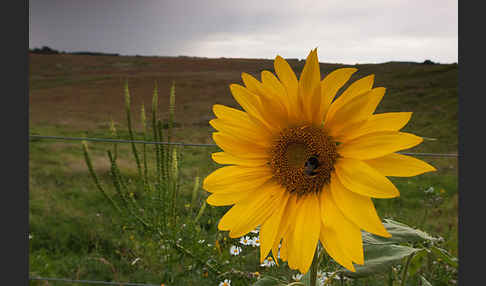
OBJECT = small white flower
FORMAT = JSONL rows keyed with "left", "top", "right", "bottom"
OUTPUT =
{"left": 251, "top": 236, "right": 260, "bottom": 247}
{"left": 28, "top": 234, "right": 33, "bottom": 240}
{"left": 260, "top": 256, "right": 276, "bottom": 267}
{"left": 229, "top": 245, "right": 242, "bottom": 256}
{"left": 219, "top": 279, "right": 231, "bottom": 286}
{"left": 131, "top": 257, "right": 141, "bottom": 265}
{"left": 239, "top": 236, "right": 251, "bottom": 246}
{"left": 292, "top": 273, "right": 303, "bottom": 281}
{"left": 198, "top": 239, "right": 205, "bottom": 244}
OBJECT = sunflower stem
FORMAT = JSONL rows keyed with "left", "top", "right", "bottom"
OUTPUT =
{"left": 400, "top": 252, "right": 415, "bottom": 286}
{"left": 309, "top": 245, "right": 320, "bottom": 286}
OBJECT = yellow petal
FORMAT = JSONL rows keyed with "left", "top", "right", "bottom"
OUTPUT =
{"left": 278, "top": 236, "right": 288, "bottom": 261}
{"left": 292, "top": 193, "right": 321, "bottom": 272}
{"left": 213, "top": 132, "right": 268, "bottom": 159}
{"left": 241, "top": 73, "right": 288, "bottom": 130}
{"left": 206, "top": 189, "right": 259, "bottom": 206}
{"left": 212, "top": 104, "right": 272, "bottom": 139}
{"left": 211, "top": 152, "right": 269, "bottom": 167}
{"left": 365, "top": 153, "right": 436, "bottom": 177}
{"left": 217, "top": 182, "right": 284, "bottom": 237}
{"left": 336, "top": 112, "right": 412, "bottom": 142}
{"left": 334, "top": 158, "right": 400, "bottom": 198}
{"left": 261, "top": 70, "right": 290, "bottom": 112}
{"left": 259, "top": 191, "right": 290, "bottom": 263}
{"left": 274, "top": 55, "right": 301, "bottom": 119}
{"left": 337, "top": 131, "right": 423, "bottom": 160}
{"left": 203, "top": 165, "right": 273, "bottom": 194}
{"left": 229, "top": 84, "right": 278, "bottom": 133}
{"left": 281, "top": 197, "right": 301, "bottom": 270}
{"left": 320, "top": 223, "right": 356, "bottom": 272}
{"left": 325, "top": 87, "right": 385, "bottom": 137}
{"left": 320, "top": 186, "right": 364, "bottom": 265}
{"left": 319, "top": 67, "right": 358, "bottom": 122}
{"left": 268, "top": 194, "right": 298, "bottom": 264}
{"left": 299, "top": 49, "right": 321, "bottom": 124}
{"left": 210, "top": 118, "right": 270, "bottom": 148}
{"left": 286, "top": 227, "right": 300, "bottom": 271}
{"left": 325, "top": 74, "right": 375, "bottom": 123}
{"left": 329, "top": 172, "right": 390, "bottom": 237}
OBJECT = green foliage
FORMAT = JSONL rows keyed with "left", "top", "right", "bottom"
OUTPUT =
{"left": 342, "top": 244, "right": 419, "bottom": 279}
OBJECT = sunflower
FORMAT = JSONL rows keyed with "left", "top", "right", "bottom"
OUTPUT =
{"left": 203, "top": 49, "right": 436, "bottom": 273}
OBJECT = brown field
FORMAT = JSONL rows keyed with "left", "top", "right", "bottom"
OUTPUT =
{"left": 29, "top": 53, "right": 458, "bottom": 150}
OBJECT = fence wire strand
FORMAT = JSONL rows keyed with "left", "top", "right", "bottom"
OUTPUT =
{"left": 29, "top": 134, "right": 458, "bottom": 158}
{"left": 29, "top": 276, "right": 162, "bottom": 286}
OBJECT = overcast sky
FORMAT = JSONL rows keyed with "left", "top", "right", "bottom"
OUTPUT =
{"left": 29, "top": 0, "right": 458, "bottom": 64}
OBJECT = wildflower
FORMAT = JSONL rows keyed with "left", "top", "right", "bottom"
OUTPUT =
{"left": 253, "top": 271, "right": 261, "bottom": 279}
{"left": 239, "top": 236, "right": 252, "bottom": 246}
{"left": 198, "top": 239, "right": 205, "bottom": 244}
{"left": 229, "top": 245, "right": 242, "bottom": 256}
{"left": 260, "top": 256, "right": 276, "bottom": 267}
{"left": 251, "top": 236, "right": 260, "bottom": 247}
{"left": 219, "top": 279, "right": 231, "bottom": 286}
{"left": 204, "top": 49, "right": 436, "bottom": 273}
{"left": 316, "top": 270, "right": 327, "bottom": 285}
{"left": 292, "top": 273, "right": 303, "bottom": 281}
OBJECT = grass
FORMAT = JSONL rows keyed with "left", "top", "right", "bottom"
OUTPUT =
{"left": 29, "top": 53, "right": 457, "bottom": 285}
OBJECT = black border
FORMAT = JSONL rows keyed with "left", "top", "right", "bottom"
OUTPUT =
{"left": 458, "top": 1, "right": 477, "bottom": 285}
{"left": 3, "top": 0, "right": 28, "bottom": 284}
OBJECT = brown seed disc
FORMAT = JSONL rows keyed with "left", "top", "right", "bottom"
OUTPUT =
{"left": 269, "top": 125, "right": 338, "bottom": 196}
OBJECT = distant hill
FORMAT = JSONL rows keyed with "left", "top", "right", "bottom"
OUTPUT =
{"left": 29, "top": 46, "right": 119, "bottom": 57}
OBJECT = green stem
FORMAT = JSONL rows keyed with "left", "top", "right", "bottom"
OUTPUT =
{"left": 401, "top": 252, "right": 415, "bottom": 286}
{"left": 82, "top": 141, "right": 122, "bottom": 214}
{"left": 309, "top": 246, "right": 320, "bottom": 286}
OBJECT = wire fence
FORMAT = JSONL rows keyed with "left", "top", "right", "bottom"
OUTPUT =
{"left": 29, "top": 134, "right": 458, "bottom": 158}
{"left": 29, "top": 276, "right": 162, "bottom": 286}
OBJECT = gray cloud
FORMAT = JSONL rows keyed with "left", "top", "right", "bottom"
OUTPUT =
{"left": 29, "top": 0, "right": 457, "bottom": 64}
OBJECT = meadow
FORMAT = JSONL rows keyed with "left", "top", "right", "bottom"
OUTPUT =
{"left": 29, "top": 53, "right": 458, "bottom": 285}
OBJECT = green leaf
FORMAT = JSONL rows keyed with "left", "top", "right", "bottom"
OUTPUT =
{"left": 363, "top": 219, "right": 437, "bottom": 245}
{"left": 430, "top": 246, "right": 458, "bottom": 268}
{"left": 407, "top": 248, "right": 428, "bottom": 278}
{"left": 340, "top": 244, "right": 420, "bottom": 278}
{"left": 251, "top": 276, "right": 286, "bottom": 286}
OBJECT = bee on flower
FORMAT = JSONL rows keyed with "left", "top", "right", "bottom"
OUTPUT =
{"left": 219, "top": 279, "right": 231, "bottom": 286}
{"left": 229, "top": 245, "right": 242, "bottom": 256}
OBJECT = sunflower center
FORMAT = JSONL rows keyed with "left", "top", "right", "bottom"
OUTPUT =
{"left": 269, "top": 125, "right": 338, "bottom": 196}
